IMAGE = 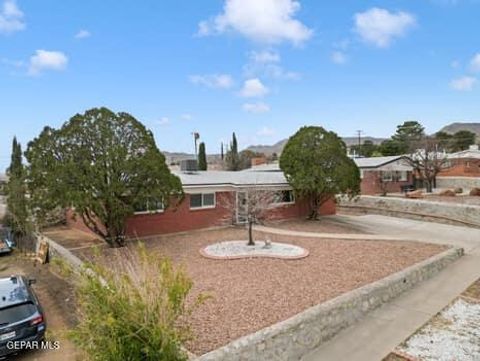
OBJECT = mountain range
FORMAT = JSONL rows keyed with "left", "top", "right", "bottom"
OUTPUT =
{"left": 164, "top": 122, "right": 480, "bottom": 161}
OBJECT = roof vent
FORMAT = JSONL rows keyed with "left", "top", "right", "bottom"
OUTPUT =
{"left": 180, "top": 159, "right": 198, "bottom": 173}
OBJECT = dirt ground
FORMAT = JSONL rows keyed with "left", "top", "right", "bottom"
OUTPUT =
{"left": 0, "top": 254, "right": 79, "bottom": 361}
{"left": 73, "top": 226, "right": 446, "bottom": 355}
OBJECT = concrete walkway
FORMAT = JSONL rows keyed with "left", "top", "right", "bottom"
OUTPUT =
{"left": 261, "top": 215, "right": 480, "bottom": 361}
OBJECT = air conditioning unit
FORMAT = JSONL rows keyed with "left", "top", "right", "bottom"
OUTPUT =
{"left": 180, "top": 159, "right": 198, "bottom": 172}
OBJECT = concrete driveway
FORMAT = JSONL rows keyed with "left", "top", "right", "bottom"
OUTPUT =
{"left": 302, "top": 214, "right": 480, "bottom": 361}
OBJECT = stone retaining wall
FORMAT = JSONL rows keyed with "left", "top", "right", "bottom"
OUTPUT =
{"left": 338, "top": 195, "right": 480, "bottom": 228}
{"left": 36, "top": 233, "right": 84, "bottom": 272}
{"left": 436, "top": 176, "right": 480, "bottom": 190}
{"left": 195, "top": 247, "right": 463, "bottom": 361}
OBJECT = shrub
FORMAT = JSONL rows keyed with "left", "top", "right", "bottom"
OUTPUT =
{"left": 69, "top": 244, "right": 200, "bottom": 361}
{"left": 470, "top": 188, "right": 480, "bottom": 196}
{"left": 454, "top": 187, "right": 463, "bottom": 194}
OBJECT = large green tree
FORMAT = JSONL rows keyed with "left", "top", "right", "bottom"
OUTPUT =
{"left": 451, "top": 130, "right": 476, "bottom": 152}
{"left": 224, "top": 132, "right": 240, "bottom": 171}
{"left": 5, "top": 137, "right": 29, "bottom": 236}
{"left": 391, "top": 121, "right": 425, "bottom": 154}
{"left": 280, "top": 126, "right": 360, "bottom": 219}
{"left": 198, "top": 142, "right": 207, "bottom": 170}
{"left": 25, "top": 108, "right": 183, "bottom": 247}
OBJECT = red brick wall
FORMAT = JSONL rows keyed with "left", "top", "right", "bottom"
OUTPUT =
{"left": 360, "top": 171, "right": 413, "bottom": 195}
{"left": 67, "top": 191, "right": 336, "bottom": 238}
{"left": 438, "top": 159, "right": 480, "bottom": 177}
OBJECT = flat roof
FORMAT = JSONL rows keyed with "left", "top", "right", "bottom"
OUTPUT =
{"left": 353, "top": 156, "right": 409, "bottom": 169}
{"left": 174, "top": 170, "right": 288, "bottom": 187}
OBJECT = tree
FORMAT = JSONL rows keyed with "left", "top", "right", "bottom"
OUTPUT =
{"left": 451, "top": 130, "right": 476, "bottom": 152}
{"left": 378, "top": 139, "right": 404, "bottom": 156}
{"left": 435, "top": 131, "right": 453, "bottom": 152}
{"left": 280, "top": 126, "right": 361, "bottom": 219}
{"left": 5, "top": 137, "right": 29, "bottom": 236}
{"left": 391, "top": 121, "right": 425, "bottom": 153}
{"left": 218, "top": 188, "right": 279, "bottom": 246}
{"left": 407, "top": 136, "right": 447, "bottom": 193}
{"left": 224, "top": 132, "right": 240, "bottom": 171}
{"left": 198, "top": 142, "right": 207, "bottom": 170}
{"left": 238, "top": 150, "right": 265, "bottom": 170}
{"left": 25, "top": 107, "right": 183, "bottom": 247}
{"left": 351, "top": 140, "right": 379, "bottom": 157}
{"left": 70, "top": 244, "right": 200, "bottom": 361}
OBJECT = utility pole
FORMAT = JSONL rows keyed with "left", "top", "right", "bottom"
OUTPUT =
{"left": 356, "top": 130, "right": 363, "bottom": 157}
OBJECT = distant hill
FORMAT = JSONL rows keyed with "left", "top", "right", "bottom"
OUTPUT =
{"left": 246, "top": 136, "right": 386, "bottom": 155}
{"left": 439, "top": 122, "right": 480, "bottom": 137}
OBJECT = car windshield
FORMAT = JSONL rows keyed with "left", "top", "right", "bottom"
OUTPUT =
{"left": 0, "top": 302, "right": 36, "bottom": 326}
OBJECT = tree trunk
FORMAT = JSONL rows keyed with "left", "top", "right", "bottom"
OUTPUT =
{"left": 308, "top": 196, "right": 319, "bottom": 220}
{"left": 425, "top": 179, "right": 433, "bottom": 193}
{"left": 247, "top": 219, "right": 255, "bottom": 246}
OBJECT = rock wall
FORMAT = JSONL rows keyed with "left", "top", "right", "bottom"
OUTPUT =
{"left": 339, "top": 195, "right": 480, "bottom": 228}
{"left": 436, "top": 176, "right": 480, "bottom": 190}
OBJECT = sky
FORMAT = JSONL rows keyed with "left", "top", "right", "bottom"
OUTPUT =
{"left": 1, "top": 0, "right": 480, "bottom": 170}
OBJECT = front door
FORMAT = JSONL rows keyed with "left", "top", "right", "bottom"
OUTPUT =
{"left": 236, "top": 191, "right": 248, "bottom": 224}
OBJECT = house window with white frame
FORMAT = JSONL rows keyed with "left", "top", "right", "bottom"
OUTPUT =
{"left": 190, "top": 193, "right": 216, "bottom": 209}
{"left": 134, "top": 199, "right": 164, "bottom": 214}
{"left": 273, "top": 190, "right": 295, "bottom": 204}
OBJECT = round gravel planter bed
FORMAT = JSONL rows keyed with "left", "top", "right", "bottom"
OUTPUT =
{"left": 200, "top": 241, "right": 309, "bottom": 260}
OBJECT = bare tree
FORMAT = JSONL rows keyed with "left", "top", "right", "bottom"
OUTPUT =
{"left": 407, "top": 137, "right": 448, "bottom": 193}
{"left": 218, "top": 188, "right": 283, "bottom": 246}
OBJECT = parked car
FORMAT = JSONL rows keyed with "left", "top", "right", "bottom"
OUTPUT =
{"left": 0, "top": 227, "right": 14, "bottom": 255}
{"left": 0, "top": 276, "right": 46, "bottom": 358}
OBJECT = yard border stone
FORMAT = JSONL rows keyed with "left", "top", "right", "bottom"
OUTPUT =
{"left": 194, "top": 246, "right": 463, "bottom": 361}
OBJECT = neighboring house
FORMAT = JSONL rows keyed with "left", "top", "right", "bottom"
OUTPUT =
{"left": 354, "top": 156, "right": 414, "bottom": 195}
{"left": 67, "top": 167, "right": 335, "bottom": 238}
{"left": 439, "top": 145, "right": 480, "bottom": 177}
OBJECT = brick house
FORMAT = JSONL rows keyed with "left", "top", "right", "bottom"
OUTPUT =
{"left": 354, "top": 156, "right": 414, "bottom": 195}
{"left": 439, "top": 145, "right": 480, "bottom": 177}
{"left": 67, "top": 167, "right": 335, "bottom": 238}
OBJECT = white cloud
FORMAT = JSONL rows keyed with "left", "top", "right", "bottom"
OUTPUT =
{"left": 28, "top": 50, "right": 68, "bottom": 76}
{"left": 0, "top": 0, "right": 25, "bottom": 34}
{"left": 243, "top": 102, "right": 270, "bottom": 113}
{"left": 244, "top": 50, "right": 300, "bottom": 80}
{"left": 354, "top": 8, "right": 416, "bottom": 48}
{"left": 450, "top": 76, "right": 477, "bottom": 91}
{"left": 250, "top": 50, "right": 280, "bottom": 64}
{"left": 197, "top": 0, "right": 312, "bottom": 45}
{"left": 189, "top": 74, "right": 234, "bottom": 89}
{"left": 331, "top": 51, "right": 347, "bottom": 65}
{"left": 257, "top": 126, "right": 275, "bottom": 137}
{"left": 157, "top": 117, "right": 170, "bottom": 126}
{"left": 469, "top": 53, "right": 480, "bottom": 73}
{"left": 181, "top": 113, "right": 193, "bottom": 120}
{"left": 75, "top": 29, "right": 91, "bottom": 39}
{"left": 240, "top": 78, "right": 269, "bottom": 97}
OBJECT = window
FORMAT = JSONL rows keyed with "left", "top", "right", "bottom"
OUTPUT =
{"left": 381, "top": 171, "right": 407, "bottom": 182}
{"left": 189, "top": 193, "right": 216, "bottom": 209}
{"left": 273, "top": 190, "right": 295, "bottom": 204}
{"left": 0, "top": 302, "right": 36, "bottom": 324}
{"left": 134, "top": 199, "right": 164, "bottom": 214}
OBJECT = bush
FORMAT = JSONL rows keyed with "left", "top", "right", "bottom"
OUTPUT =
{"left": 69, "top": 244, "right": 201, "bottom": 361}
{"left": 454, "top": 187, "right": 463, "bottom": 194}
{"left": 439, "top": 189, "right": 456, "bottom": 197}
{"left": 470, "top": 187, "right": 480, "bottom": 196}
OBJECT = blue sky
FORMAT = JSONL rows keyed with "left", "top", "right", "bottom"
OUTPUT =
{"left": 1, "top": 0, "right": 480, "bottom": 170}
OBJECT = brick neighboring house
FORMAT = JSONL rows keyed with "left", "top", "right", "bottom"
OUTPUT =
{"left": 354, "top": 156, "right": 414, "bottom": 195}
{"left": 67, "top": 167, "right": 335, "bottom": 238}
{"left": 439, "top": 145, "right": 480, "bottom": 177}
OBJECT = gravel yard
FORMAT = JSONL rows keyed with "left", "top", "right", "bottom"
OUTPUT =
{"left": 74, "top": 227, "right": 446, "bottom": 356}
{"left": 266, "top": 217, "right": 368, "bottom": 234}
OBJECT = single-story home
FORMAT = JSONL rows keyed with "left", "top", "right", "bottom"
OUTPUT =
{"left": 67, "top": 167, "right": 335, "bottom": 238}
{"left": 353, "top": 156, "right": 414, "bottom": 195}
{"left": 439, "top": 145, "right": 480, "bottom": 177}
